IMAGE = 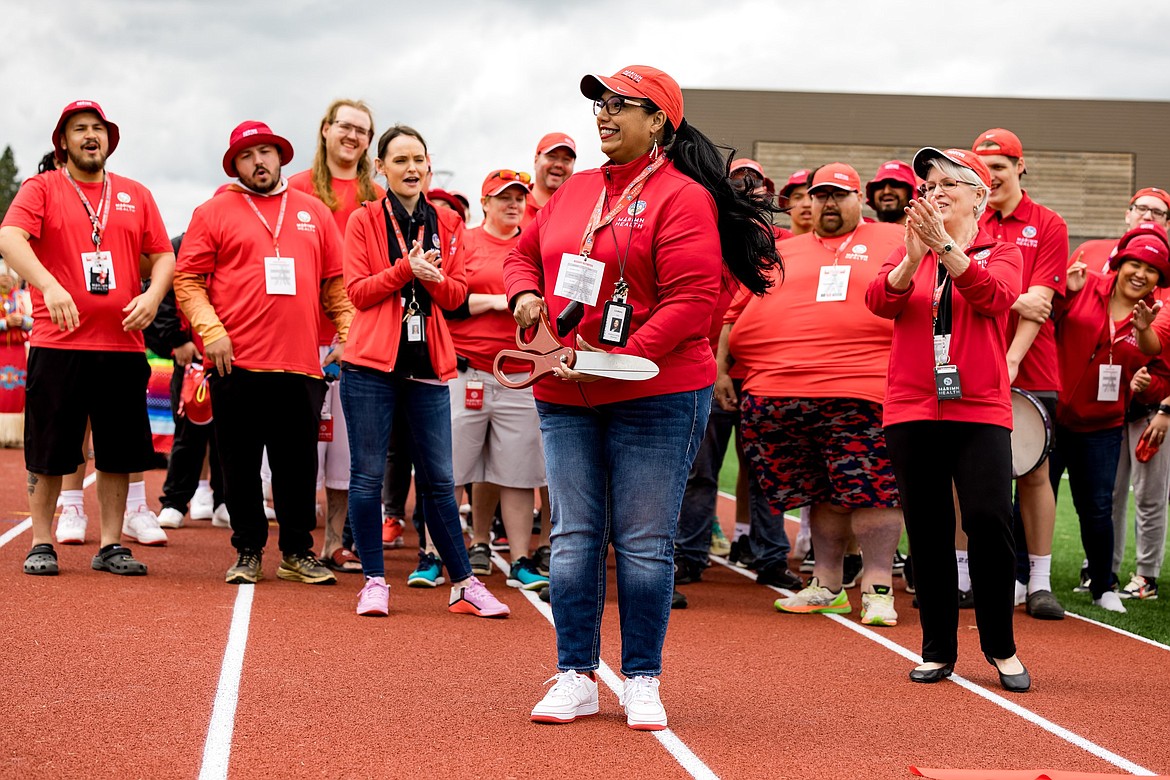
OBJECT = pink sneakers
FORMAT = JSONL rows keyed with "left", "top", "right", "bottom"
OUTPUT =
{"left": 357, "top": 577, "right": 389, "bottom": 617}
{"left": 448, "top": 576, "right": 510, "bottom": 618}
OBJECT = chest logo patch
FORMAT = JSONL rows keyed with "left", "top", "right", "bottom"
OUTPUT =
{"left": 1022, "top": 225, "right": 1037, "bottom": 238}
{"left": 627, "top": 200, "right": 648, "bottom": 217}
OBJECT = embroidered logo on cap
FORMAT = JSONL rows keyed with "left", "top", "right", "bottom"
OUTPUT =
{"left": 243, "top": 128, "right": 258, "bottom": 138}
{"left": 620, "top": 69, "right": 643, "bottom": 82}
{"left": 834, "top": 173, "right": 849, "bottom": 181}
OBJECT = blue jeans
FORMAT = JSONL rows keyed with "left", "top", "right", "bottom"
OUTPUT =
{"left": 340, "top": 369, "right": 470, "bottom": 582}
{"left": 1048, "top": 425, "right": 1123, "bottom": 599}
{"left": 538, "top": 387, "right": 711, "bottom": 677}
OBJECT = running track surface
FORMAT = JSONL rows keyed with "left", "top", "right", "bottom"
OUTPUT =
{"left": 0, "top": 448, "right": 1167, "bottom": 780}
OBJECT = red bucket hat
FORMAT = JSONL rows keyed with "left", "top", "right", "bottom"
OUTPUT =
{"left": 222, "top": 120, "right": 294, "bottom": 177}
{"left": 865, "top": 160, "right": 916, "bottom": 208}
{"left": 536, "top": 132, "right": 577, "bottom": 157}
{"left": 53, "top": 100, "right": 120, "bottom": 163}
{"left": 580, "top": 65, "right": 684, "bottom": 130}
{"left": 1111, "top": 233, "right": 1170, "bottom": 288}
{"left": 912, "top": 147, "right": 992, "bottom": 189}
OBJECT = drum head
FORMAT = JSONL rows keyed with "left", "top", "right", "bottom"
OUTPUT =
{"left": 1010, "top": 389, "right": 1052, "bottom": 478}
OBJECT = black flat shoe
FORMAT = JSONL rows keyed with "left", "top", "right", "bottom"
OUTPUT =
{"left": 985, "top": 654, "right": 1031, "bottom": 693}
{"left": 909, "top": 663, "right": 954, "bottom": 683}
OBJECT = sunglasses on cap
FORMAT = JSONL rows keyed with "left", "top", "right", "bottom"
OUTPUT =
{"left": 491, "top": 169, "right": 532, "bottom": 184}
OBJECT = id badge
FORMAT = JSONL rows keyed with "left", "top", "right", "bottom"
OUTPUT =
{"left": 599, "top": 300, "right": 633, "bottom": 347}
{"left": 935, "top": 364, "right": 962, "bottom": 400}
{"left": 318, "top": 414, "right": 334, "bottom": 442}
{"left": 465, "top": 380, "right": 484, "bottom": 410}
{"left": 933, "top": 334, "right": 951, "bottom": 365}
{"left": 406, "top": 312, "right": 426, "bottom": 343}
{"left": 1098, "top": 364, "right": 1122, "bottom": 402}
{"left": 264, "top": 256, "right": 296, "bottom": 295}
{"left": 816, "top": 265, "right": 850, "bottom": 302}
{"left": 82, "top": 251, "right": 116, "bottom": 294}
{"left": 552, "top": 253, "right": 605, "bottom": 307}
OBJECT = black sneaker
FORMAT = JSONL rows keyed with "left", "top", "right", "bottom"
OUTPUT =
{"left": 489, "top": 517, "right": 509, "bottom": 552}
{"left": 958, "top": 589, "right": 975, "bottom": 609}
{"left": 538, "top": 584, "right": 551, "bottom": 603}
{"left": 892, "top": 551, "right": 907, "bottom": 573}
{"left": 674, "top": 557, "right": 704, "bottom": 586}
{"left": 671, "top": 588, "right": 688, "bottom": 609}
{"left": 755, "top": 563, "right": 803, "bottom": 590}
{"left": 842, "top": 553, "right": 864, "bottom": 589}
{"left": 226, "top": 549, "right": 263, "bottom": 584}
{"left": 533, "top": 545, "right": 551, "bottom": 577}
{"left": 1073, "top": 566, "right": 1091, "bottom": 593}
{"left": 729, "top": 536, "right": 757, "bottom": 569}
{"left": 468, "top": 542, "right": 492, "bottom": 576}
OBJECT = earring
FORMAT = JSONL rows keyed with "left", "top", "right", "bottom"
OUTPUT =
{"left": 650, "top": 139, "right": 660, "bottom": 161}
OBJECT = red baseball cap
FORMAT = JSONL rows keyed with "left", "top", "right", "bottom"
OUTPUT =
{"left": 580, "top": 65, "right": 684, "bottom": 130}
{"left": 912, "top": 147, "right": 992, "bottom": 189}
{"left": 1111, "top": 233, "right": 1170, "bottom": 287}
{"left": 222, "top": 120, "right": 294, "bottom": 177}
{"left": 427, "top": 188, "right": 468, "bottom": 221}
{"left": 481, "top": 169, "right": 533, "bottom": 198}
{"left": 808, "top": 163, "right": 861, "bottom": 193}
{"left": 1131, "top": 187, "right": 1170, "bottom": 212}
{"left": 865, "top": 160, "right": 916, "bottom": 208}
{"left": 778, "top": 169, "right": 811, "bottom": 202}
{"left": 730, "top": 158, "right": 775, "bottom": 194}
{"left": 973, "top": 128, "right": 1027, "bottom": 173}
{"left": 536, "top": 132, "right": 577, "bottom": 157}
{"left": 53, "top": 100, "right": 120, "bottom": 163}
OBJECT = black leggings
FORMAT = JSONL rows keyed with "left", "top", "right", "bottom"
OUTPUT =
{"left": 886, "top": 421, "right": 1017, "bottom": 664}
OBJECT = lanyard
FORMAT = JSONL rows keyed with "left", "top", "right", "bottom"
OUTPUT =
{"left": 62, "top": 169, "right": 112, "bottom": 250}
{"left": 385, "top": 202, "right": 427, "bottom": 259}
{"left": 1105, "top": 316, "right": 1130, "bottom": 365}
{"left": 242, "top": 191, "right": 288, "bottom": 257}
{"left": 579, "top": 155, "right": 668, "bottom": 258}
{"left": 812, "top": 229, "right": 858, "bottom": 267}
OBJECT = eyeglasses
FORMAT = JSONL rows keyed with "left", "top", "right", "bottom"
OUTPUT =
{"left": 1131, "top": 203, "right": 1170, "bottom": 221}
{"left": 332, "top": 121, "right": 371, "bottom": 138}
{"left": 916, "top": 179, "right": 980, "bottom": 197}
{"left": 593, "top": 96, "right": 647, "bottom": 117}
{"left": 490, "top": 169, "right": 532, "bottom": 184}
{"left": 809, "top": 189, "right": 855, "bottom": 203}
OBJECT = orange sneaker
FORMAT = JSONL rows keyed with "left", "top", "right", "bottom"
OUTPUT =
{"left": 381, "top": 517, "right": 405, "bottom": 549}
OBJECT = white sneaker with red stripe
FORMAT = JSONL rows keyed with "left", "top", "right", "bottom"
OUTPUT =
{"left": 621, "top": 676, "right": 668, "bottom": 731}
{"left": 123, "top": 506, "right": 168, "bottom": 546}
{"left": 530, "top": 671, "right": 599, "bottom": 723}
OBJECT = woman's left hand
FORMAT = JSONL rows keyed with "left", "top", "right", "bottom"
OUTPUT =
{"left": 408, "top": 240, "right": 443, "bottom": 283}
{"left": 1133, "top": 299, "right": 1161, "bottom": 332}
{"left": 905, "top": 198, "right": 952, "bottom": 254}
{"left": 551, "top": 335, "right": 604, "bottom": 383}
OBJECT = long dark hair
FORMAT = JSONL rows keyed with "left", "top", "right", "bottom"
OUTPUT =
{"left": 656, "top": 112, "right": 781, "bottom": 295}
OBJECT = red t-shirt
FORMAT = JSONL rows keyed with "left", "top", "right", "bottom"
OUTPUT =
{"left": 446, "top": 225, "right": 522, "bottom": 372}
{"left": 288, "top": 170, "right": 385, "bottom": 346}
{"left": 980, "top": 192, "right": 1069, "bottom": 392}
{"left": 724, "top": 223, "right": 902, "bottom": 404}
{"left": 2, "top": 170, "right": 171, "bottom": 352}
{"left": 177, "top": 187, "right": 344, "bottom": 376}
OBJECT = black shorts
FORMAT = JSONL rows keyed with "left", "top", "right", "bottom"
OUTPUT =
{"left": 25, "top": 347, "right": 154, "bottom": 476}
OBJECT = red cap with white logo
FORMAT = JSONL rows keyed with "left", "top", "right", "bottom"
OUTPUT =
{"left": 536, "top": 133, "right": 577, "bottom": 158}
{"left": 53, "top": 100, "right": 120, "bottom": 163}
{"left": 1130, "top": 187, "right": 1170, "bottom": 212}
{"left": 222, "top": 120, "right": 294, "bottom": 177}
{"left": 865, "top": 160, "right": 916, "bottom": 208}
{"left": 580, "top": 65, "right": 684, "bottom": 130}
{"left": 808, "top": 163, "right": 861, "bottom": 193}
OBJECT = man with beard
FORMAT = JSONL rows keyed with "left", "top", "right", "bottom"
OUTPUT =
{"left": 866, "top": 160, "right": 915, "bottom": 225}
{"left": 717, "top": 163, "right": 905, "bottom": 626}
{"left": 522, "top": 132, "right": 576, "bottom": 226}
{"left": 0, "top": 100, "right": 175, "bottom": 577}
{"left": 287, "top": 99, "right": 385, "bottom": 573}
{"left": 175, "top": 121, "right": 354, "bottom": 586}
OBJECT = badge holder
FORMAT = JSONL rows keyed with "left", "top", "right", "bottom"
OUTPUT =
{"left": 465, "top": 376, "right": 484, "bottom": 410}
{"left": 404, "top": 295, "right": 426, "bottom": 344}
{"left": 599, "top": 280, "right": 632, "bottom": 348}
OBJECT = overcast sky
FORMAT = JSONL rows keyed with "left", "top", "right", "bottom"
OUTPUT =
{"left": 3, "top": 0, "right": 1167, "bottom": 235}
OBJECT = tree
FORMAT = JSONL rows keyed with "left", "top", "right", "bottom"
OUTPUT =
{"left": 0, "top": 146, "right": 20, "bottom": 222}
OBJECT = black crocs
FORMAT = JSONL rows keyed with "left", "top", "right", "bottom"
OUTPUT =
{"left": 92, "top": 545, "right": 148, "bottom": 576}
{"left": 24, "top": 544, "right": 59, "bottom": 576}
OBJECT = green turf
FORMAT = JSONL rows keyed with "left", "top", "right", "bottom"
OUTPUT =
{"left": 718, "top": 440, "right": 1169, "bottom": 644}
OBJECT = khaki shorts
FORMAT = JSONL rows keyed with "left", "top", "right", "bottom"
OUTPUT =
{"left": 450, "top": 368, "right": 547, "bottom": 488}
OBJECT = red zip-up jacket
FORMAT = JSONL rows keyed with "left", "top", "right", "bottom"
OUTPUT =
{"left": 342, "top": 197, "right": 466, "bottom": 380}
{"left": 866, "top": 229, "right": 1022, "bottom": 428}
{"left": 503, "top": 153, "right": 722, "bottom": 406}
{"left": 1056, "top": 270, "right": 1170, "bottom": 432}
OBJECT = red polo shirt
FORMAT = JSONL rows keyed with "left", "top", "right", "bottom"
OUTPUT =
{"left": 980, "top": 191, "right": 1069, "bottom": 393}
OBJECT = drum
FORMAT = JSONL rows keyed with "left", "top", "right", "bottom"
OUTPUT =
{"left": 1010, "top": 387, "right": 1053, "bottom": 478}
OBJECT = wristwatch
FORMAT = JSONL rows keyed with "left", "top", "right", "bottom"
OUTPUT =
{"left": 940, "top": 242, "right": 954, "bottom": 255}
{"left": 1158, "top": 404, "right": 1170, "bottom": 416}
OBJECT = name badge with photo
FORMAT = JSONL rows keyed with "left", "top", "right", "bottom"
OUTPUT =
{"left": 1098, "top": 364, "right": 1122, "bottom": 402}
{"left": 553, "top": 253, "right": 605, "bottom": 307}
{"left": 816, "top": 265, "right": 850, "bottom": 302}
{"left": 599, "top": 300, "right": 632, "bottom": 347}
{"left": 264, "top": 256, "right": 296, "bottom": 295}
{"left": 82, "top": 251, "right": 116, "bottom": 295}
{"left": 405, "top": 312, "right": 426, "bottom": 343}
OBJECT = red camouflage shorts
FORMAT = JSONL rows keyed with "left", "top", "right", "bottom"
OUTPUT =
{"left": 739, "top": 394, "right": 901, "bottom": 512}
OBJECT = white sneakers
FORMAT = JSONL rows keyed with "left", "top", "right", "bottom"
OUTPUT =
{"left": 1094, "top": 591, "right": 1127, "bottom": 613}
{"left": 157, "top": 507, "right": 185, "bottom": 529}
{"left": 123, "top": 506, "right": 168, "bottom": 545}
{"left": 620, "top": 676, "right": 667, "bottom": 731}
{"left": 530, "top": 671, "right": 599, "bottom": 724}
{"left": 55, "top": 505, "right": 88, "bottom": 545}
{"left": 191, "top": 487, "right": 214, "bottom": 521}
{"left": 212, "top": 504, "right": 231, "bottom": 528}
{"left": 531, "top": 672, "right": 667, "bottom": 731}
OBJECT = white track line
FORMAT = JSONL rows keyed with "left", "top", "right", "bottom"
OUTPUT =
{"left": 713, "top": 557, "right": 1156, "bottom": 776}
{"left": 197, "top": 584, "right": 255, "bottom": 780}
{"left": 0, "top": 472, "right": 98, "bottom": 550}
{"left": 492, "top": 551, "right": 719, "bottom": 780}
{"left": 1066, "top": 611, "right": 1170, "bottom": 652}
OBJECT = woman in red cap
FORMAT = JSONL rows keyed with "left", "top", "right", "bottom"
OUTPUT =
{"left": 1053, "top": 226, "right": 1170, "bottom": 613}
{"left": 446, "top": 169, "right": 549, "bottom": 590}
{"left": 339, "top": 125, "right": 510, "bottom": 619}
{"left": 506, "top": 64, "right": 778, "bottom": 729}
{"left": 866, "top": 147, "right": 1030, "bottom": 692}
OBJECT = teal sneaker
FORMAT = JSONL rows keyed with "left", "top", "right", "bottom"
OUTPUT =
{"left": 506, "top": 556, "right": 549, "bottom": 591}
{"left": 407, "top": 552, "right": 445, "bottom": 588}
